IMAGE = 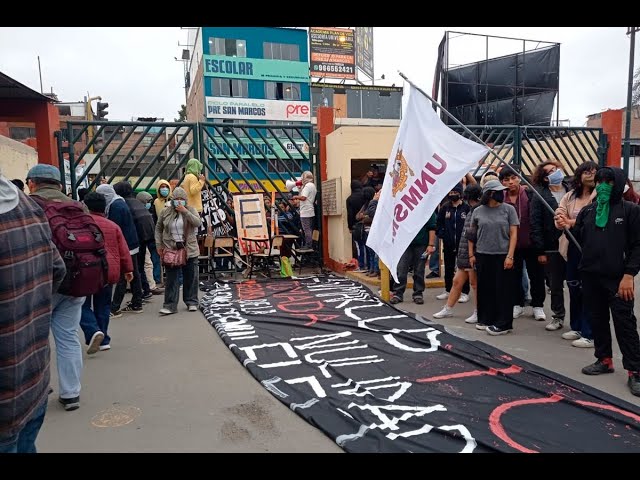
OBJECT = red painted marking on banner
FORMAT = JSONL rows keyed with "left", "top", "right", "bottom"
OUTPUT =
{"left": 574, "top": 400, "right": 640, "bottom": 423}
{"left": 443, "top": 344, "right": 453, "bottom": 351}
{"left": 489, "top": 394, "right": 564, "bottom": 453}
{"left": 292, "top": 313, "right": 340, "bottom": 326}
{"left": 237, "top": 280, "right": 266, "bottom": 301}
{"left": 415, "top": 365, "right": 523, "bottom": 383}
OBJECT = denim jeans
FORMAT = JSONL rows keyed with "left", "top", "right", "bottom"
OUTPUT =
{"left": 112, "top": 253, "right": 143, "bottom": 310}
{"left": 51, "top": 294, "right": 84, "bottom": 399}
{"left": 355, "top": 238, "right": 366, "bottom": 269}
{"left": 164, "top": 257, "right": 199, "bottom": 313}
{"left": 0, "top": 400, "right": 47, "bottom": 453}
{"left": 300, "top": 216, "right": 314, "bottom": 247}
{"left": 566, "top": 242, "right": 593, "bottom": 339}
{"left": 149, "top": 243, "right": 161, "bottom": 284}
{"left": 80, "top": 284, "right": 113, "bottom": 346}
{"left": 429, "top": 237, "right": 440, "bottom": 273}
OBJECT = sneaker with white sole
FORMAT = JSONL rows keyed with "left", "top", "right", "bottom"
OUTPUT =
{"left": 159, "top": 308, "right": 176, "bottom": 315}
{"left": 121, "top": 304, "right": 143, "bottom": 314}
{"left": 433, "top": 306, "right": 453, "bottom": 319}
{"left": 436, "top": 291, "right": 450, "bottom": 301}
{"left": 458, "top": 293, "right": 470, "bottom": 303}
{"left": 110, "top": 310, "right": 123, "bottom": 319}
{"left": 572, "top": 337, "right": 594, "bottom": 348}
{"left": 545, "top": 318, "right": 563, "bottom": 331}
{"left": 99, "top": 344, "right": 111, "bottom": 351}
{"left": 513, "top": 306, "right": 525, "bottom": 319}
{"left": 464, "top": 310, "right": 478, "bottom": 324}
{"left": 533, "top": 307, "right": 546, "bottom": 321}
{"left": 188, "top": 305, "right": 198, "bottom": 312}
{"left": 561, "top": 330, "right": 582, "bottom": 341}
{"left": 475, "top": 323, "right": 488, "bottom": 330}
{"left": 487, "top": 325, "right": 512, "bottom": 336}
{"left": 87, "top": 331, "right": 105, "bottom": 355}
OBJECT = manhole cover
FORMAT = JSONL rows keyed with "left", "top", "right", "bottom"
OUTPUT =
{"left": 91, "top": 406, "right": 141, "bottom": 428}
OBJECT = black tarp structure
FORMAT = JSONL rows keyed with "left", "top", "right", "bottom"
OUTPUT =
{"left": 201, "top": 275, "right": 640, "bottom": 453}
{"left": 438, "top": 32, "right": 560, "bottom": 127}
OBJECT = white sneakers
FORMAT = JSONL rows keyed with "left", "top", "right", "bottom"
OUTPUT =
{"left": 188, "top": 305, "right": 198, "bottom": 312}
{"left": 561, "top": 330, "right": 582, "bottom": 340}
{"left": 436, "top": 291, "right": 450, "bottom": 300}
{"left": 545, "top": 318, "right": 563, "bottom": 331}
{"left": 572, "top": 337, "right": 594, "bottom": 348}
{"left": 433, "top": 306, "right": 453, "bottom": 319}
{"left": 159, "top": 308, "right": 174, "bottom": 315}
{"left": 533, "top": 307, "right": 546, "bottom": 321}
{"left": 464, "top": 310, "right": 478, "bottom": 324}
{"left": 458, "top": 293, "right": 470, "bottom": 303}
{"left": 513, "top": 306, "right": 525, "bottom": 319}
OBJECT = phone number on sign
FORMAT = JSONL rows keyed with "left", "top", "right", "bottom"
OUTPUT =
{"left": 314, "top": 64, "right": 354, "bottom": 74}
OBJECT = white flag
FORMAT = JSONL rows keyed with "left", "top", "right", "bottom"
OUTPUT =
{"left": 366, "top": 84, "right": 489, "bottom": 283}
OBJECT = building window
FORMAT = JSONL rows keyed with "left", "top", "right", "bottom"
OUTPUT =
{"left": 267, "top": 158, "right": 301, "bottom": 173}
{"left": 265, "top": 82, "right": 301, "bottom": 100}
{"left": 267, "top": 121, "right": 304, "bottom": 140}
{"left": 208, "top": 37, "right": 246, "bottom": 57}
{"left": 9, "top": 126, "right": 37, "bottom": 140}
{"left": 263, "top": 42, "right": 300, "bottom": 61}
{"left": 211, "top": 78, "right": 248, "bottom": 98}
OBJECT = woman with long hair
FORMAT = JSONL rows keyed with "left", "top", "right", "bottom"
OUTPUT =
{"left": 468, "top": 180, "right": 519, "bottom": 335}
{"left": 530, "top": 160, "right": 570, "bottom": 332}
{"left": 156, "top": 187, "right": 202, "bottom": 315}
{"left": 554, "top": 160, "right": 599, "bottom": 347}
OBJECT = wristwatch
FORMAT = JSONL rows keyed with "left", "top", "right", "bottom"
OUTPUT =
{"left": 506, "top": 256, "right": 514, "bottom": 260}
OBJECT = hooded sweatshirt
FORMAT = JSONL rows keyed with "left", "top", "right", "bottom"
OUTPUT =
{"left": 114, "top": 181, "right": 155, "bottom": 244}
{"left": 96, "top": 184, "right": 139, "bottom": 254}
{"left": 137, "top": 191, "right": 157, "bottom": 224}
{"left": 574, "top": 167, "right": 640, "bottom": 279}
{"left": 180, "top": 158, "right": 205, "bottom": 213}
{"left": 155, "top": 187, "right": 202, "bottom": 259}
{"left": 154, "top": 179, "right": 172, "bottom": 218}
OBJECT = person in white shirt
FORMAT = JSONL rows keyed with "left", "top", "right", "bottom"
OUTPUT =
{"left": 292, "top": 171, "right": 317, "bottom": 248}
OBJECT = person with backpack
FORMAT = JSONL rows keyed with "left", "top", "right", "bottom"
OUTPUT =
{"left": 0, "top": 168, "right": 66, "bottom": 452}
{"left": 27, "top": 164, "right": 109, "bottom": 412}
{"left": 96, "top": 183, "right": 143, "bottom": 316}
{"left": 574, "top": 167, "right": 640, "bottom": 396}
{"left": 80, "top": 192, "right": 134, "bottom": 353}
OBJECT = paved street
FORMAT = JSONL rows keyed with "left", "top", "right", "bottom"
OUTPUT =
{"left": 39, "top": 275, "right": 640, "bottom": 452}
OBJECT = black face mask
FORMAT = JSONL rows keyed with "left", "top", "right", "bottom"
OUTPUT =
{"left": 490, "top": 191, "right": 504, "bottom": 203}
{"left": 449, "top": 194, "right": 461, "bottom": 202}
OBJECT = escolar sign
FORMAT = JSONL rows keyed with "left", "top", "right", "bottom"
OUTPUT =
{"left": 203, "top": 55, "right": 310, "bottom": 83}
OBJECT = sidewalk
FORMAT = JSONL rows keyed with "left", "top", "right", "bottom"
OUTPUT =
{"left": 39, "top": 293, "right": 341, "bottom": 453}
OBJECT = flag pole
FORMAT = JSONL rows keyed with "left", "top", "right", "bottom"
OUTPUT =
{"left": 398, "top": 71, "right": 582, "bottom": 253}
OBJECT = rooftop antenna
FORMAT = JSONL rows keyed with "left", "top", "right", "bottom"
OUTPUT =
{"left": 37, "top": 56, "right": 43, "bottom": 94}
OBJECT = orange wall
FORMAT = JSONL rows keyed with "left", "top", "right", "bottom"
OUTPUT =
{"left": 602, "top": 109, "right": 623, "bottom": 167}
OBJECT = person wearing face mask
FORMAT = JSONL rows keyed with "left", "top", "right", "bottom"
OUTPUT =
{"left": 155, "top": 187, "right": 202, "bottom": 315}
{"left": 573, "top": 167, "right": 640, "bottom": 396}
{"left": 530, "top": 161, "right": 570, "bottom": 333}
{"left": 555, "top": 161, "right": 599, "bottom": 348}
{"left": 467, "top": 179, "right": 519, "bottom": 335}
{"left": 154, "top": 179, "right": 172, "bottom": 218}
{"left": 136, "top": 191, "right": 163, "bottom": 293}
{"left": 435, "top": 182, "right": 471, "bottom": 302}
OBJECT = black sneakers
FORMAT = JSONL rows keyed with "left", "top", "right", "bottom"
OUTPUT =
{"left": 59, "top": 396, "right": 80, "bottom": 412}
{"left": 389, "top": 296, "right": 402, "bottom": 305}
{"left": 413, "top": 296, "right": 424, "bottom": 305}
{"left": 121, "top": 304, "right": 144, "bottom": 314}
{"left": 582, "top": 359, "right": 615, "bottom": 375}
{"left": 486, "top": 325, "right": 512, "bottom": 336}
{"left": 628, "top": 373, "right": 640, "bottom": 397}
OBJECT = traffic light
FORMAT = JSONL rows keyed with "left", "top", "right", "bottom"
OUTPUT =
{"left": 96, "top": 102, "right": 109, "bottom": 120}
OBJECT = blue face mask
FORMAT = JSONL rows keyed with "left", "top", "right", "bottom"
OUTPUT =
{"left": 173, "top": 199, "right": 186, "bottom": 208}
{"left": 159, "top": 187, "right": 170, "bottom": 197}
{"left": 145, "top": 203, "right": 152, "bottom": 210}
{"left": 548, "top": 169, "right": 564, "bottom": 185}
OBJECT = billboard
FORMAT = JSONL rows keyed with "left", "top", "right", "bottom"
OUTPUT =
{"left": 203, "top": 55, "right": 309, "bottom": 83}
{"left": 355, "top": 27, "right": 374, "bottom": 80}
{"left": 309, "top": 27, "right": 355, "bottom": 79}
{"left": 205, "top": 97, "right": 311, "bottom": 122}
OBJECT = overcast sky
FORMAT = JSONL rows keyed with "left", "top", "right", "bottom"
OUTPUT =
{"left": 0, "top": 27, "right": 637, "bottom": 126}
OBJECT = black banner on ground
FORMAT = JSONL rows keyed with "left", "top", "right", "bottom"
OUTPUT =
{"left": 201, "top": 276, "right": 640, "bottom": 453}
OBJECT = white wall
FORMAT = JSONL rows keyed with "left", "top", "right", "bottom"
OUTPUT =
{"left": 0, "top": 135, "right": 38, "bottom": 188}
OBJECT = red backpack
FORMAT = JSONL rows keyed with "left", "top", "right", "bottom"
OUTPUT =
{"left": 33, "top": 196, "right": 109, "bottom": 297}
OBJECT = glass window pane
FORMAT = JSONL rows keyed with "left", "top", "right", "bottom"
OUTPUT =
{"left": 263, "top": 42, "right": 271, "bottom": 59}
{"left": 225, "top": 38, "right": 237, "bottom": 56}
{"left": 236, "top": 39, "right": 246, "bottom": 58}
{"left": 290, "top": 44, "right": 299, "bottom": 61}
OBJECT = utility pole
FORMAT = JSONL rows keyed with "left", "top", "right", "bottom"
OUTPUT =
{"left": 623, "top": 27, "right": 639, "bottom": 176}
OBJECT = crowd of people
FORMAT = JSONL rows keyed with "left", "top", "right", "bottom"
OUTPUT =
{"left": 346, "top": 160, "right": 640, "bottom": 398}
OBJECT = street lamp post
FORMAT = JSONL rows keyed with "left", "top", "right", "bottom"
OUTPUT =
{"left": 623, "top": 27, "right": 639, "bottom": 176}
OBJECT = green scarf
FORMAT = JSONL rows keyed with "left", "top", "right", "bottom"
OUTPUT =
{"left": 595, "top": 182, "right": 612, "bottom": 228}
{"left": 186, "top": 158, "right": 203, "bottom": 177}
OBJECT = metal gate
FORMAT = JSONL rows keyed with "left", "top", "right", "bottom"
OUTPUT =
{"left": 57, "top": 119, "right": 317, "bottom": 261}
{"left": 449, "top": 125, "right": 608, "bottom": 176}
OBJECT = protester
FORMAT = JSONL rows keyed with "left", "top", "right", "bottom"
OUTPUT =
{"left": 291, "top": 171, "right": 317, "bottom": 249}
{"left": 468, "top": 179, "right": 519, "bottom": 335}
{"left": 0, "top": 169, "right": 65, "bottom": 452}
{"left": 154, "top": 179, "right": 172, "bottom": 217}
{"left": 574, "top": 166, "right": 640, "bottom": 397}
{"left": 433, "top": 184, "right": 482, "bottom": 322}
{"left": 80, "top": 192, "right": 134, "bottom": 353}
{"left": 346, "top": 180, "right": 366, "bottom": 270}
{"left": 10, "top": 178, "right": 25, "bottom": 192}
{"left": 530, "top": 160, "right": 570, "bottom": 331}
{"left": 136, "top": 190, "right": 163, "bottom": 290}
{"left": 623, "top": 179, "right": 640, "bottom": 204}
{"left": 180, "top": 158, "right": 206, "bottom": 213}
{"left": 555, "top": 161, "right": 599, "bottom": 347}
{"left": 155, "top": 187, "right": 202, "bottom": 315}
{"left": 390, "top": 213, "right": 437, "bottom": 305}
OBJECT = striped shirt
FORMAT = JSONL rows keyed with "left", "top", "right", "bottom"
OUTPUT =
{"left": 0, "top": 192, "right": 66, "bottom": 438}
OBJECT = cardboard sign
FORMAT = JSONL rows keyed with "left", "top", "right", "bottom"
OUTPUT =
{"left": 233, "top": 193, "right": 269, "bottom": 256}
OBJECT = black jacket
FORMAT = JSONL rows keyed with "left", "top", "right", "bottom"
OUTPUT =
{"left": 114, "top": 182, "right": 156, "bottom": 244}
{"left": 574, "top": 167, "right": 640, "bottom": 279}
{"left": 436, "top": 201, "right": 470, "bottom": 250}
{"left": 529, "top": 184, "right": 567, "bottom": 254}
{"left": 346, "top": 186, "right": 365, "bottom": 230}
